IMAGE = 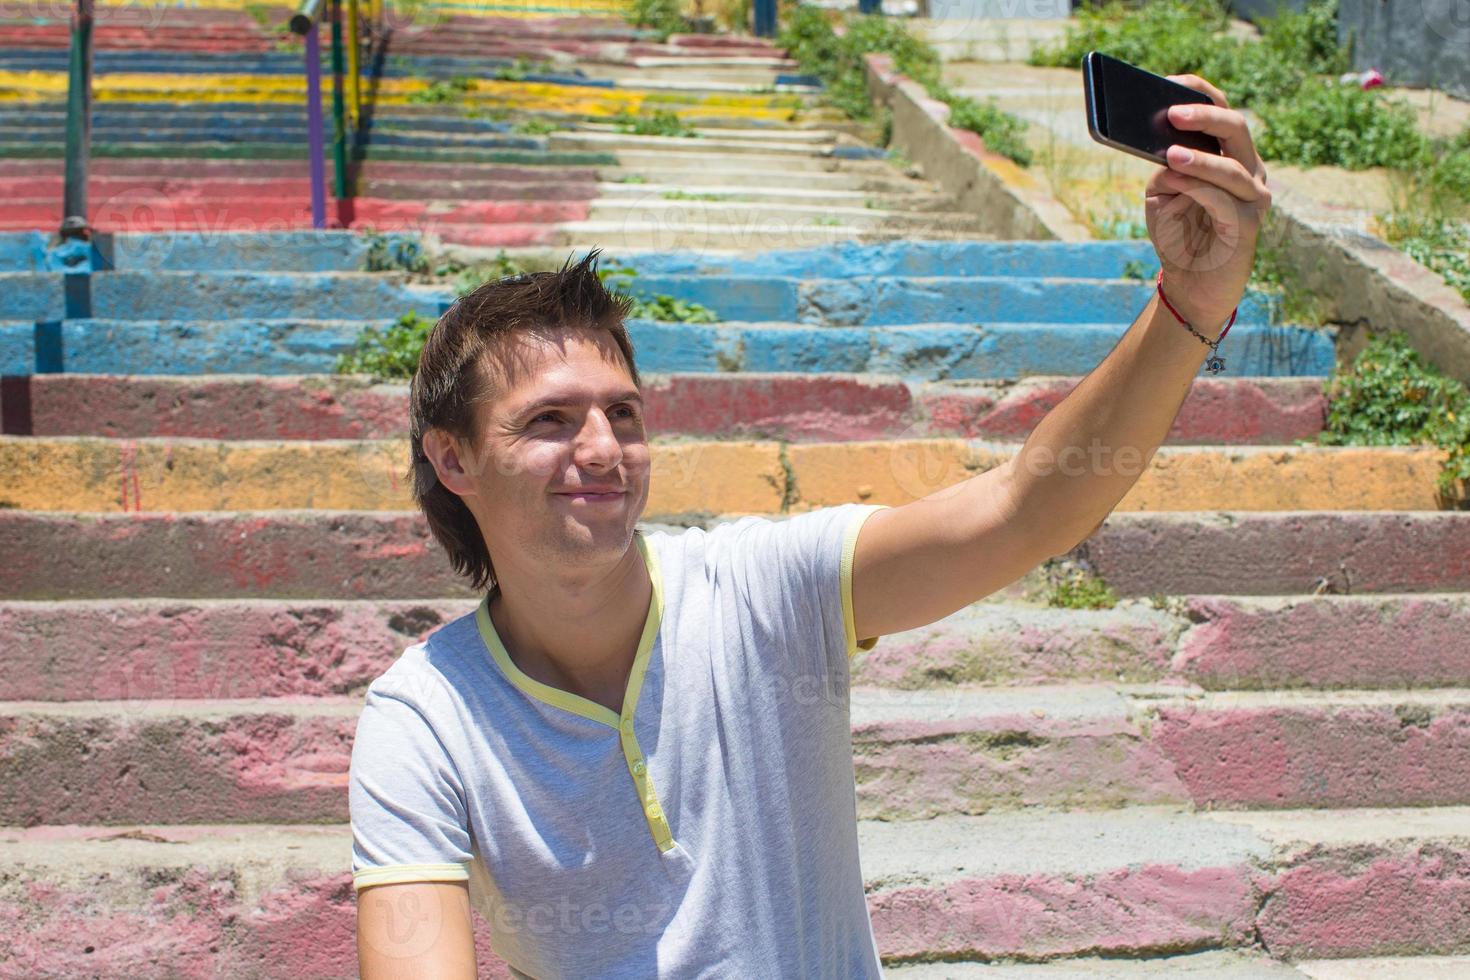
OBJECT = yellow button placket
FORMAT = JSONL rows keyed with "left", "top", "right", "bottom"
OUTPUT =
{"left": 475, "top": 532, "right": 672, "bottom": 858}
{"left": 621, "top": 716, "right": 673, "bottom": 852}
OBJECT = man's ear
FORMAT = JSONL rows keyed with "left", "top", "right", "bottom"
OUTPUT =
{"left": 421, "top": 428, "right": 478, "bottom": 498}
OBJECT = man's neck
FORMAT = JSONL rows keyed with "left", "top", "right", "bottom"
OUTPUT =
{"left": 487, "top": 537, "right": 652, "bottom": 716}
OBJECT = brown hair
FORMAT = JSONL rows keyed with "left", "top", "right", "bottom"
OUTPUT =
{"left": 408, "top": 248, "right": 640, "bottom": 592}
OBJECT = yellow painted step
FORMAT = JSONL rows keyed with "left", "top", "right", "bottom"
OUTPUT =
{"left": 0, "top": 72, "right": 803, "bottom": 120}
{"left": 0, "top": 437, "right": 1449, "bottom": 514}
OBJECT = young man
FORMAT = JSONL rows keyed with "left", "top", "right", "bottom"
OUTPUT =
{"left": 351, "top": 75, "right": 1270, "bottom": 977}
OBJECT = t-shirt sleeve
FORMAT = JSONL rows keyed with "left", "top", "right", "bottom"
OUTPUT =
{"left": 723, "top": 501, "right": 890, "bottom": 669}
{"left": 349, "top": 673, "right": 475, "bottom": 892}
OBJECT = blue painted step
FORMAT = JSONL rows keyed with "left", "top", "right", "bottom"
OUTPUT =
{"left": 624, "top": 240, "right": 1162, "bottom": 281}
{"left": 0, "top": 232, "right": 372, "bottom": 274}
{"left": 0, "top": 234, "right": 1160, "bottom": 280}
{"left": 0, "top": 49, "right": 612, "bottom": 87}
{"left": 641, "top": 320, "right": 1334, "bottom": 378}
{"left": 0, "top": 270, "right": 1282, "bottom": 326}
{"left": 620, "top": 274, "right": 1281, "bottom": 326}
{"left": 0, "top": 318, "right": 1335, "bottom": 379}
{"left": 1, "top": 114, "right": 544, "bottom": 137}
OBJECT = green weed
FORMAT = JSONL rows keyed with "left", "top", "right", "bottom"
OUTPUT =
{"left": 1318, "top": 330, "right": 1470, "bottom": 502}
{"left": 598, "top": 265, "right": 720, "bottom": 322}
{"left": 1042, "top": 562, "right": 1120, "bottom": 609}
{"left": 611, "top": 109, "right": 699, "bottom": 138}
{"left": 777, "top": 7, "right": 1033, "bottom": 167}
{"left": 336, "top": 312, "right": 436, "bottom": 380}
{"left": 627, "top": 0, "right": 686, "bottom": 41}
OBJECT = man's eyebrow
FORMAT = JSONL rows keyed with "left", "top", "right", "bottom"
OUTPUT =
{"left": 508, "top": 390, "right": 643, "bottom": 420}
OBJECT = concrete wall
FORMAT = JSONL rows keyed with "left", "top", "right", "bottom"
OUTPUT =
{"left": 1226, "top": 0, "right": 1470, "bottom": 100}
{"left": 1336, "top": 0, "right": 1470, "bottom": 100}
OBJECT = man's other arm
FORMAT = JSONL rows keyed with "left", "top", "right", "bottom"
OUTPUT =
{"left": 358, "top": 881, "right": 477, "bottom": 980}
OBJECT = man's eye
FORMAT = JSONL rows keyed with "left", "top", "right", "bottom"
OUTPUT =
{"left": 531, "top": 412, "right": 557, "bottom": 424}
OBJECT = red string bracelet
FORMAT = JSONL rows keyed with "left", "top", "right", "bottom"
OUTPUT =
{"left": 1155, "top": 271, "right": 1237, "bottom": 375}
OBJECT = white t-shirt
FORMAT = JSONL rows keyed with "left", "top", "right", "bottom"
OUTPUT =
{"left": 349, "top": 502, "right": 890, "bottom": 978}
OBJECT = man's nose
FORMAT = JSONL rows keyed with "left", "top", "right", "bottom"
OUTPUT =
{"left": 574, "top": 408, "right": 623, "bottom": 469}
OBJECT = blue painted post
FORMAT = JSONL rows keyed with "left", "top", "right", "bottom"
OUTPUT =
{"left": 858, "top": 0, "right": 881, "bottom": 13}
{"left": 305, "top": 26, "right": 326, "bottom": 229}
{"left": 753, "top": 0, "right": 776, "bottom": 38}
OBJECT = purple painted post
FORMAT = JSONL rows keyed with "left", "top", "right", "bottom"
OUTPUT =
{"left": 305, "top": 26, "right": 326, "bottom": 229}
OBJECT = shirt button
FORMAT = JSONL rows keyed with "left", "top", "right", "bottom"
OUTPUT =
{"left": 646, "top": 805, "right": 662, "bottom": 819}
{"left": 620, "top": 718, "right": 633, "bottom": 734}
{"left": 632, "top": 761, "right": 646, "bottom": 775}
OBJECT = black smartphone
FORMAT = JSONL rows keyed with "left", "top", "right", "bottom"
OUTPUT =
{"left": 1083, "top": 51, "right": 1222, "bottom": 166}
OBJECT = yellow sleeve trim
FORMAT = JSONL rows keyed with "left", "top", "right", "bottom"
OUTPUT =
{"left": 842, "top": 504, "right": 891, "bottom": 659}
{"left": 352, "top": 862, "right": 470, "bottom": 891}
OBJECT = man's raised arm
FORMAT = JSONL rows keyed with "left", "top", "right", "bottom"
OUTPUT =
{"left": 851, "top": 73, "right": 1272, "bottom": 643}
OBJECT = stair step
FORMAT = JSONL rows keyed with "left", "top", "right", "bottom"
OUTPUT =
{"left": 3, "top": 232, "right": 1173, "bottom": 279}
{"left": 600, "top": 167, "right": 927, "bottom": 191}
{"left": 5, "top": 510, "right": 1467, "bottom": 601}
{"left": 0, "top": 157, "right": 605, "bottom": 184}
{"left": 3, "top": 808, "right": 1466, "bottom": 968}
{"left": 550, "top": 132, "right": 837, "bottom": 156}
{"left": 0, "top": 141, "right": 621, "bottom": 168}
{"left": 0, "top": 437, "right": 1445, "bottom": 513}
{"left": 859, "top": 594, "right": 1470, "bottom": 692}
{"left": 0, "top": 373, "right": 1328, "bottom": 444}
{"left": 1, "top": 322, "right": 1334, "bottom": 381}
{"left": 594, "top": 182, "right": 958, "bottom": 209}
{"left": 607, "top": 149, "right": 900, "bottom": 173}
{"left": 523, "top": 219, "right": 991, "bottom": 248}
{"left": 0, "top": 270, "right": 1290, "bottom": 325}
{"left": 5, "top": 594, "right": 1468, "bottom": 701}
{"left": 887, "top": 951, "right": 1311, "bottom": 977}
{"left": 1080, "top": 511, "right": 1470, "bottom": 596}
{"left": 3, "top": 687, "right": 1470, "bottom": 821}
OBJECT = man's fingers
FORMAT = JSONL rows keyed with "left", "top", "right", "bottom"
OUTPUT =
{"left": 1162, "top": 144, "right": 1265, "bottom": 204}
{"left": 1154, "top": 171, "right": 1245, "bottom": 231}
{"left": 1165, "top": 103, "right": 1263, "bottom": 176}
{"left": 1165, "top": 73, "right": 1229, "bottom": 109}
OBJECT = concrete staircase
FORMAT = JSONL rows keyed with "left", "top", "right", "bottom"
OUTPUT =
{"left": 0, "top": 4, "right": 991, "bottom": 247}
{"left": 2, "top": 2, "right": 1469, "bottom": 978}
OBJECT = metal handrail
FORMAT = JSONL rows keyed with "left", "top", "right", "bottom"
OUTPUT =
{"left": 292, "top": 0, "right": 330, "bottom": 228}
{"left": 290, "top": 0, "right": 326, "bottom": 36}
{"left": 60, "top": 0, "right": 95, "bottom": 240}
{"left": 292, "top": 0, "right": 383, "bottom": 228}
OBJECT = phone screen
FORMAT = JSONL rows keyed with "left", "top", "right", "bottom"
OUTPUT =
{"left": 1086, "top": 52, "right": 1222, "bottom": 164}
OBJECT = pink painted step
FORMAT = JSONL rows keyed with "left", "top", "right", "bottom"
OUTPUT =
{"left": 0, "top": 160, "right": 602, "bottom": 184}
{"left": 6, "top": 595, "right": 1468, "bottom": 702}
{"left": 0, "top": 197, "right": 590, "bottom": 233}
{"left": 2, "top": 374, "right": 1328, "bottom": 444}
{"left": 3, "top": 807, "right": 1468, "bottom": 968}
{"left": 1076, "top": 510, "right": 1470, "bottom": 596}
{"left": 854, "top": 593, "right": 1470, "bottom": 691}
{"left": 5, "top": 510, "right": 1468, "bottom": 601}
{"left": 0, "top": 175, "right": 597, "bottom": 202}
{"left": 4, "top": 686, "right": 1469, "bottom": 824}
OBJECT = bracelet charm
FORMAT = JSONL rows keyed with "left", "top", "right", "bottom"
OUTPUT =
{"left": 1155, "top": 271, "right": 1237, "bottom": 376}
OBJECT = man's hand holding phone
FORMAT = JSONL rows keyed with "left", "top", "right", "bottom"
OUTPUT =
{"left": 1143, "top": 72, "right": 1272, "bottom": 337}
{"left": 1083, "top": 53, "right": 1271, "bottom": 337}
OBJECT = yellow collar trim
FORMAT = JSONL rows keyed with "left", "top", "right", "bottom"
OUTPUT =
{"left": 475, "top": 532, "right": 664, "bottom": 730}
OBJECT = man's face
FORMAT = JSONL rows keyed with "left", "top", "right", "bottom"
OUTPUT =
{"left": 450, "top": 324, "right": 651, "bottom": 572}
